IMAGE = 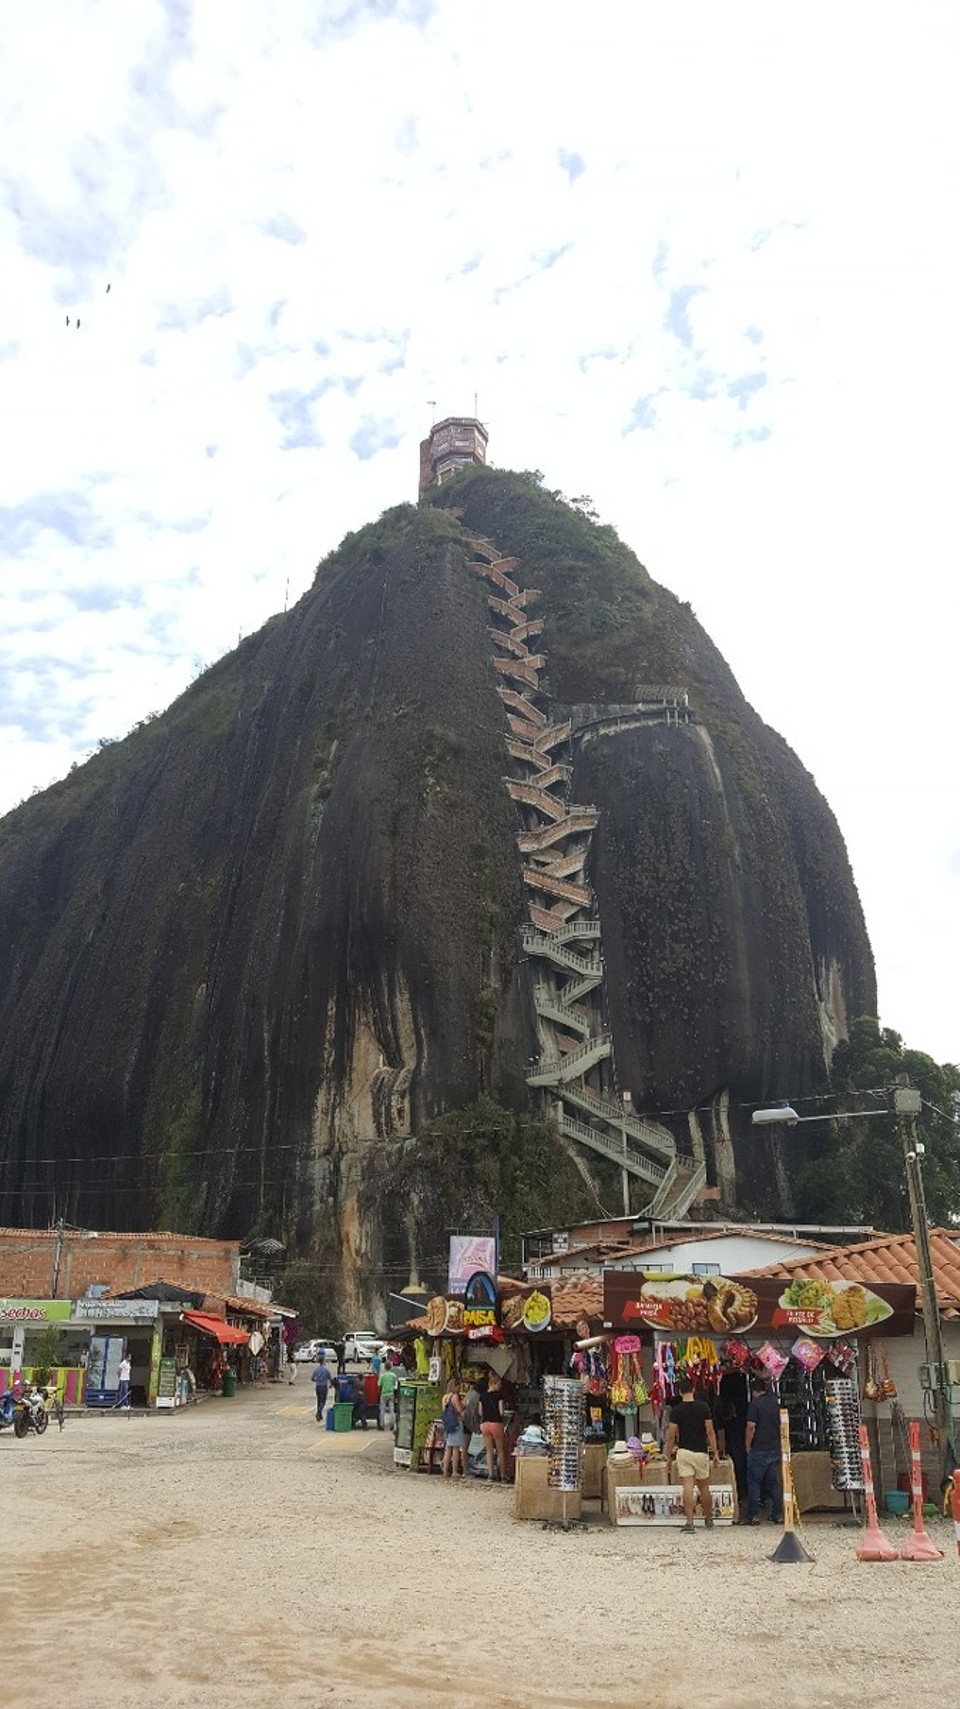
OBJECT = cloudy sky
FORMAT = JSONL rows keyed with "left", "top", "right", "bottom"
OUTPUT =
{"left": 1, "top": 1, "right": 957, "bottom": 1066}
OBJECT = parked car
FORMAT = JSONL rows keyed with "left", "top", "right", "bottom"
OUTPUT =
{"left": 344, "top": 1333, "right": 387, "bottom": 1364}
{"left": 293, "top": 1339, "right": 337, "bottom": 1363}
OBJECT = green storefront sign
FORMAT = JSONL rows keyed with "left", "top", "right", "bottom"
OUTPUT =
{"left": 0, "top": 1299, "right": 71, "bottom": 1323}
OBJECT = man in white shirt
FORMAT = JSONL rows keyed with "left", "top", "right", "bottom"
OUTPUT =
{"left": 116, "top": 1352, "right": 132, "bottom": 1410}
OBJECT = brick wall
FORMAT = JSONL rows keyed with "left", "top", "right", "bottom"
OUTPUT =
{"left": 0, "top": 1229, "right": 240, "bottom": 1300}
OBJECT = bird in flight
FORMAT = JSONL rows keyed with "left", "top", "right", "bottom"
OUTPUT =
{"left": 66, "top": 315, "right": 70, "bottom": 326}
{"left": 106, "top": 283, "right": 111, "bottom": 293}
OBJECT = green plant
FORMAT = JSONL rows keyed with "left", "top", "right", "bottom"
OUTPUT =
{"left": 31, "top": 1322, "right": 63, "bottom": 1387}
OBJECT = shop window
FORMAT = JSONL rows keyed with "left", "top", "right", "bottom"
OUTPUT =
{"left": 692, "top": 1263, "right": 720, "bottom": 1275}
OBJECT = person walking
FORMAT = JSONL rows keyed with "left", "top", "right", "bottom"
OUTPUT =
{"left": 287, "top": 1354, "right": 297, "bottom": 1385}
{"left": 666, "top": 1376, "right": 719, "bottom": 1532}
{"left": 745, "top": 1376, "right": 784, "bottom": 1525}
{"left": 334, "top": 1339, "right": 346, "bottom": 1375}
{"left": 378, "top": 1360, "right": 398, "bottom": 1432}
{"left": 116, "top": 1350, "right": 132, "bottom": 1410}
{"left": 462, "top": 1380, "right": 481, "bottom": 1441}
{"left": 441, "top": 1381, "right": 465, "bottom": 1480}
{"left": 479, "top": 1373, "right": 507, "bottom": 1483}
{"left": 311, "top": 1354, "right": 334, "bottom": 1422}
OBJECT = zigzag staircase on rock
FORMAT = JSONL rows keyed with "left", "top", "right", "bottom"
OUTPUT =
{"left": 468, "top": 536, "right": 707, "bottom": 1219}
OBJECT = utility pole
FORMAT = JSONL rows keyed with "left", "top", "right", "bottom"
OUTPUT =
{"left": 51, "top": 1216, "right": 66, "bottom": 1298}
{"left": 894, "top": 1077, "right": 952, "bottom": 1474}
{"left": 621, "top": 1090, "right": 632, "bottom": 1217}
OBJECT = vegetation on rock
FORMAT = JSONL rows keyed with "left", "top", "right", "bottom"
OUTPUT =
{"left": 0, "top": 468, "right": 880, "bottom": 1307}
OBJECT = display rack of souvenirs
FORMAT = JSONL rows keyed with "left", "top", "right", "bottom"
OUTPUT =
{"left": 607, "top": 1335, "right": 648, "bottom": 1410}
{"left": 778, "top": 1359, "right": 825, "bottom": 1451}
{"left": 543, "top": 1375, "right": 583, "bottom": 1492}
{"left": 824, "top": 1377, "right": 864, "bottom": 1491}
{"left": 650, "top": 1336, "right": 722, "bottom": 1409}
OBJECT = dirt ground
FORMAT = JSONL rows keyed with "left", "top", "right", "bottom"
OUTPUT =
{"left": 4, "top": 1384, "right": 954, "bottom": 1709}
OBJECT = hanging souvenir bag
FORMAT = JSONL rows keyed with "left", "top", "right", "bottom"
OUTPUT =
{"left": 878, "top": 1340, "right": 897, "bottom": 1400}
{"left": 791, "top": 1336, "right": 826, "bottom": 1373}
{"left": 863, "top": 1342, "right": 880, "bottom": 1402}
{"left": 757, "top": 1341, "right": 789, "bottom": 1381}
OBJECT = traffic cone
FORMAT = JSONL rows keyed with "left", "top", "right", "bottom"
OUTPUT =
{"left": 769, "top": 1407, "right": 814, "bottom": 1563}
{"left": 856, "top": 1423, "right": 899, "bottom": 1561}
{"left": 899, "top": 1421, "right": 943, "bottom": 1561}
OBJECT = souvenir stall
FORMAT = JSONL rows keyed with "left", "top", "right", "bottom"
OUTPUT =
{"left": 394, "top": 1278, "right": 574, "bottom": 1479}
{"left": 602, "top": 1270, "right": 916, "bottom": 1520}
{"left": 177, "top": 1308, "right": 250, "bottom": 1393}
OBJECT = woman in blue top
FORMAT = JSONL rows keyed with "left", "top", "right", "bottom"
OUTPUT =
{"left": 441, "top": 1380, "right": 465, "bottom": 1480}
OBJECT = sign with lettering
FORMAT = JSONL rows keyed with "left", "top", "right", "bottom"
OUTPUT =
{"left": 462, "top": 1271, "right": 499, "bottom": 1337}
{"left": 0, "top": 1300, "right": 71, "bottom": 1323}
{"left": 604, "top": 1273, "right": 916, "bottom": 1340}
{"left": 157, "top": 1357, "right": 178, "bottom": 1401}
{"left": 74, "top": 1299, "right": 160, "bottom": 1322}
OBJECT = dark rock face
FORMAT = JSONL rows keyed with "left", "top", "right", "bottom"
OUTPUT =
{"left": 0, "top": 472, "right": 875, "bottom": 1302}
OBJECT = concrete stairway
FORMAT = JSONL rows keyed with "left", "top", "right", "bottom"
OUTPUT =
{"left": 468, "top": 534, "right": 702, "bottom": 1219}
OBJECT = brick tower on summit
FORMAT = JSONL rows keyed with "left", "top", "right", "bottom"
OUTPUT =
{"left": 418, "top": 416, "right": 488, "bottom": 499}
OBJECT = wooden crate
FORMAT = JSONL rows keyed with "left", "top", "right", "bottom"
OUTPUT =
{"left": 514, "top": 1456, "right": 583, "bottom": 1522}
{"left": 582, "top": 1442, "right": 607, "bottom": 1500}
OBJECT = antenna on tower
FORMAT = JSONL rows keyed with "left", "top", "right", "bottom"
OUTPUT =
{"left": 427, "top": 399, "right": 437, "bottom": 425}
{"left": 473, "top": 391, "right": 478, "bottom": 419}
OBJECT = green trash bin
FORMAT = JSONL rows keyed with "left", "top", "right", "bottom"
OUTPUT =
{"left": 333, "top": 1401, "right": 353, "bottom": 1432}
{"left": 221, "top": 1369, "right": 237, "bottom": 1398}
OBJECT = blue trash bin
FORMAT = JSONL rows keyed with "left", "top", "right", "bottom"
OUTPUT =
{"left": 325, "top": 1407, "right": 335, "bottom": 1431}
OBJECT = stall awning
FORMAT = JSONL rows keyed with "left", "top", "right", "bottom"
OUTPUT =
{"left": 181, "top": 1311, "right": 250, "bottom": 1346}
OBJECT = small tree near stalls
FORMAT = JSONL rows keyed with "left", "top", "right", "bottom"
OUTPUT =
{"left": 31, "top": 1323, "right": 63, "bottom": 1388}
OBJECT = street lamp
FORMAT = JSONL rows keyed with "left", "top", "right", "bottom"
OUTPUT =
{"left": 751, "top": 1083, "right": 953, "bottom": 1482}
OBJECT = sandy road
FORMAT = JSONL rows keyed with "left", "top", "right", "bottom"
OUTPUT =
{"left": 3, "top": 1385, "right": 953, "bottom": 1709}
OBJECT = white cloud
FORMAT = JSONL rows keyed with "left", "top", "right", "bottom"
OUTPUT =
{"left": 1, "top": 0, "right": 958, "bottom": 1065}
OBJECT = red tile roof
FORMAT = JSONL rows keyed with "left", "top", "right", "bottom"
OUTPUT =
{"left": 549, "top": 1272, "right": 604, "bottom": 1327}
{"left": 745, "top": 1229, "right": 960, "bottom": 1318}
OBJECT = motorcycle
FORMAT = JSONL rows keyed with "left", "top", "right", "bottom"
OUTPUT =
{"left": 0, "top": 1390, "right": 19, "bottom": 1433}
{"left": 13, "top": 1384, "right": 50, "bottom": 1438}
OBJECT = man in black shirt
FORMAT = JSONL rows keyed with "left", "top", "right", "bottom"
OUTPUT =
{"left": 745, "top": 1376, "right": 783, "bottom": 1525}
{"left": 666, "top": 1377, "right": 720, "bottom": 1533}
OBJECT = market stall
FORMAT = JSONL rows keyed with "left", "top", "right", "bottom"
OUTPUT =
{"left": 602, "top": 1270, "right": 916, "bottom": 1518}
{"left": 394, "top": 1275, "right": 575, "bottom": 1479}
{"left": 178, "top": 1309, "right": 250, "bottom": 1393}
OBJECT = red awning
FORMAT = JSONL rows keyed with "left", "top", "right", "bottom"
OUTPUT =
{"left": 181, "top": 1311, "right": 250, "bottom": 1346}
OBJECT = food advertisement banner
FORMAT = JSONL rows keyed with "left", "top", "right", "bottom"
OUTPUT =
{"left": 603, "top": 1272, "right": 916, "bottom": 1340}
{"left": 500, "top": 1287, "right": 552, "bottom": 1334}
{"left": 421, "top": 1283, "right": 552, "bottom": 1337}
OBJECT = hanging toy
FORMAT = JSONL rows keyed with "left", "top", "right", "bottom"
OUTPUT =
{"left": 723, "top": 1338, "right": 751, "bottom": 1372}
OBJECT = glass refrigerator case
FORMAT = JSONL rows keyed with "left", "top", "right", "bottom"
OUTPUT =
{"left": 394, "top": 1380, "right": 442, "bottom": 1467}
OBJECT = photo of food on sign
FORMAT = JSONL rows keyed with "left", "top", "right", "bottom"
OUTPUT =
{"left": 500, "top": 1288, "right": 552, "bottom": 1332}
{"left": 774, "top": 1279, "right": 893, "bottom": 1338}
{"left": 625, "top": 1275, "right": 758, "bottom": 1334}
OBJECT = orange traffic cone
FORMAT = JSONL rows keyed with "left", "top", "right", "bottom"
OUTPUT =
{"left": 951, "top": 1470, "right": 960, "bottom": 1561}
{"left": 899, "top": 1421, "right": 942, "bottom": 1561}
{"left": 856, "top": 1423, "right": 899, "bottom": 1561}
